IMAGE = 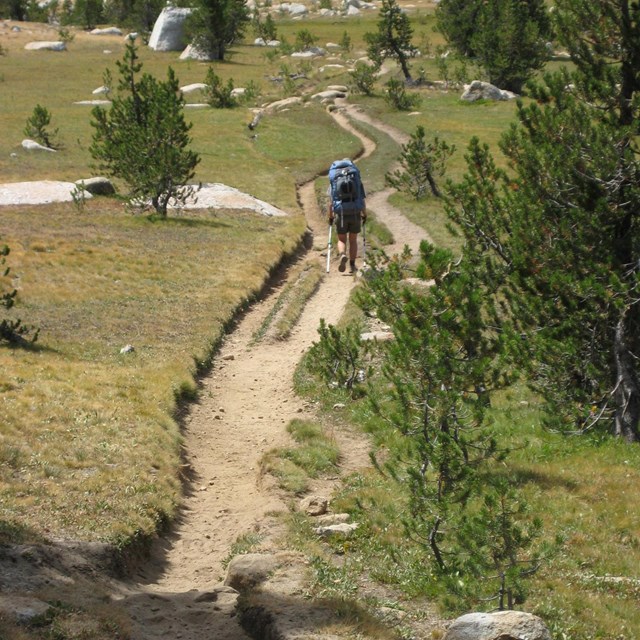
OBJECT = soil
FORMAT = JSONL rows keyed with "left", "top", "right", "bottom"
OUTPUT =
{"left": 0, "top": 100, "right": 440, "bottom": 639}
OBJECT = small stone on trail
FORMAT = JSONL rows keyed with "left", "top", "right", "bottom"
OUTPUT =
{"left": 300, "top": 495, "right": 329, "bottom": 516}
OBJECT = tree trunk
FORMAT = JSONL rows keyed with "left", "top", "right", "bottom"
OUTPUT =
{"left": 613, "top": 316, "right": 640, "bottom": 442}
{"left": 398, "top": 52, "right": 412, "bottom": 82}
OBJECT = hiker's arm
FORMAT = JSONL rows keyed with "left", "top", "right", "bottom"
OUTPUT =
{"left": 328, "top": 202, "right": 334, "bottom": 224}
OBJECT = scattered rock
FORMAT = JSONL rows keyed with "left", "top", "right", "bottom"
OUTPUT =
{"left": 263, "top": 96, "right": 303, "bottom": 113}
{"left": 24, "top": 41, "right": 66, "bottom": 51}
{"left": 180, "top": 82, "right": 208, "bottom": 94}
{"left": 76, "top": 176, "right": 115, "bottom": 196}
{"left": 300, "top": 495, "right": 329, "bottom": 516}
{"left": 319, "top": 63, "right": 346, "bottom": 72}
{"left": 314, "top": 513, "right": 350, "bottom": 526}
{"left": 90, "top": 27, "right": 122, "bottom": 36}
{"left": 169, "top": 183, "right": 289, "bottom": 217}
{"left": 120, "top": 344, "right": 135, "bottom": 354}
{"left": 279, "top": 2, "right": 308, "bottom": 16}
{"left": 291, "top": 49, "right": 322, "bottom": 59}
{"left": 0, "top": 181, "right": 97, "bottom": 205}
{"left": 224, "top": 553, "right": 279, "bottom": 592}
{"left": 444, "top": 611, "right": 552, "bottom": 640}
{"left": 22, "top": 139, "right": 55, "bottom": 152}
{"left": 73, "top": 100, "right": 112, "bottom": 106}
{"left": 460, "top": 80, "right": 518, "bottom": 102}
{"left": 360, "top": 331, "right": 394, "bottom": 342}
{"left": 311, "top": 89, "right": 346, "bottom": 101}
{"left": 179, "top": 44, "right": 213, "bottom": 61}
{"left": 314, "top": 522, "right": 359, "bottom": 538}
{"left": 254, "top": 38, "right": 280, "bottom": 47}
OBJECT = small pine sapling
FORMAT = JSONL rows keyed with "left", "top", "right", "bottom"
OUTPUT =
{"left": 307, "top": 318, "right": 368, "bottom": 396}
{"left": 294, "top": 28, "right": 318, "bottom": 52}
{"left": 385, "top": 125, "right": 455, "bottom": 199}
{"left": 24, "top": 104, "right": 63, "bottom": 150}
{"left": 383, "top": 77, "right": 421, "bottom": 111}
{"left": 204, "top": 67, "right": 237, "bottom": 108}
{"left": 349, "top": 61, "right": 378, "bottom": 96}
{"left": 0, "top": 241, "right": 38, "bottom": 344}
{"left": 339, "top": 30, "right": 352, "bottom": 53}
{"left": 456, "top": 480, "right": 543, "bottom": 609}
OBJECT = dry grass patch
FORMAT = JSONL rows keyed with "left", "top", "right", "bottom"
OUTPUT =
{"left": 0, "top": 199, "right": 305, "bottom": 543}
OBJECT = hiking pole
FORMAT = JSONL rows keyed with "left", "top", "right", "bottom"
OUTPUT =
{"left": 362, "top": 220, "right": 367, "bottom": 266}
{"left": 326, "top": 221, "right": 333, "bottom": 273}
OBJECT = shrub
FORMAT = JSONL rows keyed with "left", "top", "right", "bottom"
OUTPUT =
{"left": 349, "top": 61, "right": 378, "bottom": 96}
{"left": 204, "top": 67, "right": 237, "bottom": 108}
{"left": 24, "top": 104, "right": 63, "bottom": 150}
{"left": 384, "top": 77, "right": 421, "bottom": 110}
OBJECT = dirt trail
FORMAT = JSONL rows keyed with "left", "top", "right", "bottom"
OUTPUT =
{"left": 116, "top": 102, "right": 429, "bottom": 640}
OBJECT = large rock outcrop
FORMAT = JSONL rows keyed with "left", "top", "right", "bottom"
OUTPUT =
{"left": 148, "top": 7, "right": 193, "bottom": 52}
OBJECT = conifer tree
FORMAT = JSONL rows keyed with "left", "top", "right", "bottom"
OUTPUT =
{"left": 436, "top": 0, "right": 551, "bottom": 92}
{"left": 362, "top": 244, "right": 511, "bottom": 571}
{"left": 364, "top": 0, "right": 417, "bottom": 82}
{"left": 187, "top": 0, "right": 250, "bottom": 61}
{"left": 385, "top": 125, "right": 455, "bottom": 199}
{"left": 0, "top": 240, "right": 38, "bottom": 344}
{"left": 90, "top": 41, "right": 200, "bottom": 217}
{"left": 444, "top": 0, "right": 640, "bottom": 441}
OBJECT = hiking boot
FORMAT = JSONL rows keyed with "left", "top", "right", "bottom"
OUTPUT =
{"left": 349, "top": 260, "right": 357, "bottom": 274}
{"left": 338, "top": 254, "right": 348, "bottom": 272}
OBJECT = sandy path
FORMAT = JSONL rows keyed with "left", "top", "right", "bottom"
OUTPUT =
{"left": 117, "top": 102, "right": 429, "bottom": 640}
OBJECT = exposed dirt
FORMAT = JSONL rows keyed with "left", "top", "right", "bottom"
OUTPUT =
{"left": 0, "top": 101, "right": 435, "bottom": 639}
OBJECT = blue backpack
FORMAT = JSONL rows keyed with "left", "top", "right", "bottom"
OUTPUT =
{"left": 329, "top": 159, "right": 365, "bottom": 215}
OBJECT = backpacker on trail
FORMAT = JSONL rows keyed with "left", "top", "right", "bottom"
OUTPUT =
{"left": 328, "top": 159, "right": 365, "bottom": 216}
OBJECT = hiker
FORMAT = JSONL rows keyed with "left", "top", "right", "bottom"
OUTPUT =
{"left": 328, "top": 158, "right": 367, "bottom": 274}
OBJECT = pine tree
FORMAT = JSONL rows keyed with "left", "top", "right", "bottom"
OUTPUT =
{"left": 437, "top": 0, "right": 551, "bottom": 92}
{"left": 90, "top": 41, "right": 200, "bottom": 217}
{"left": 444, "top": 0, "right": 640, "bottom": 441}
{"left": 364, "top": 0, "right": 417, "bottom": 82}
{"left": 186, "top": 0, "right": 250, "bottom": 61}
{"left": 470, "top": 0, "right": 550, "bottom": 93}
{"left": 362, "top": 245, "right": 510, "bottom": 574}
{"left": 385, "top": 125, "right": 455, "bottom": 199}
{"left": 0, "top": 240, "right": 38, "bottom": 344}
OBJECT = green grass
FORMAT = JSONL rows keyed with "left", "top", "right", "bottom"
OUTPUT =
{"left": 260, "top": 418, "right": 340, "bottom": 494}
{"left": 294, "top": 353, "right": 640, "bottom": 638}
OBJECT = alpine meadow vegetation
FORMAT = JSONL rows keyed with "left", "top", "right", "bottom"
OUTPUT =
{"left": 1, "top": 1, "right": 640, "bottom": 637}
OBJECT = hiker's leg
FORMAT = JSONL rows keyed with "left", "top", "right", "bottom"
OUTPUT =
{"left": 348, "top": 232, "right": 358, "bottom": 260}
{"left": 337, "top": 233, "right": 347, "bottom": 257}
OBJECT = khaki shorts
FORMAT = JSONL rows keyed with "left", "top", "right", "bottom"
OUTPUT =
{"left": 336, "top": 211, "right": 362, "bottom": 235}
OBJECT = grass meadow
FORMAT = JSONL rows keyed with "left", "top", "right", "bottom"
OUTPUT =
{"left": 1, "top": 6, "right": 640, "bottom": 640}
